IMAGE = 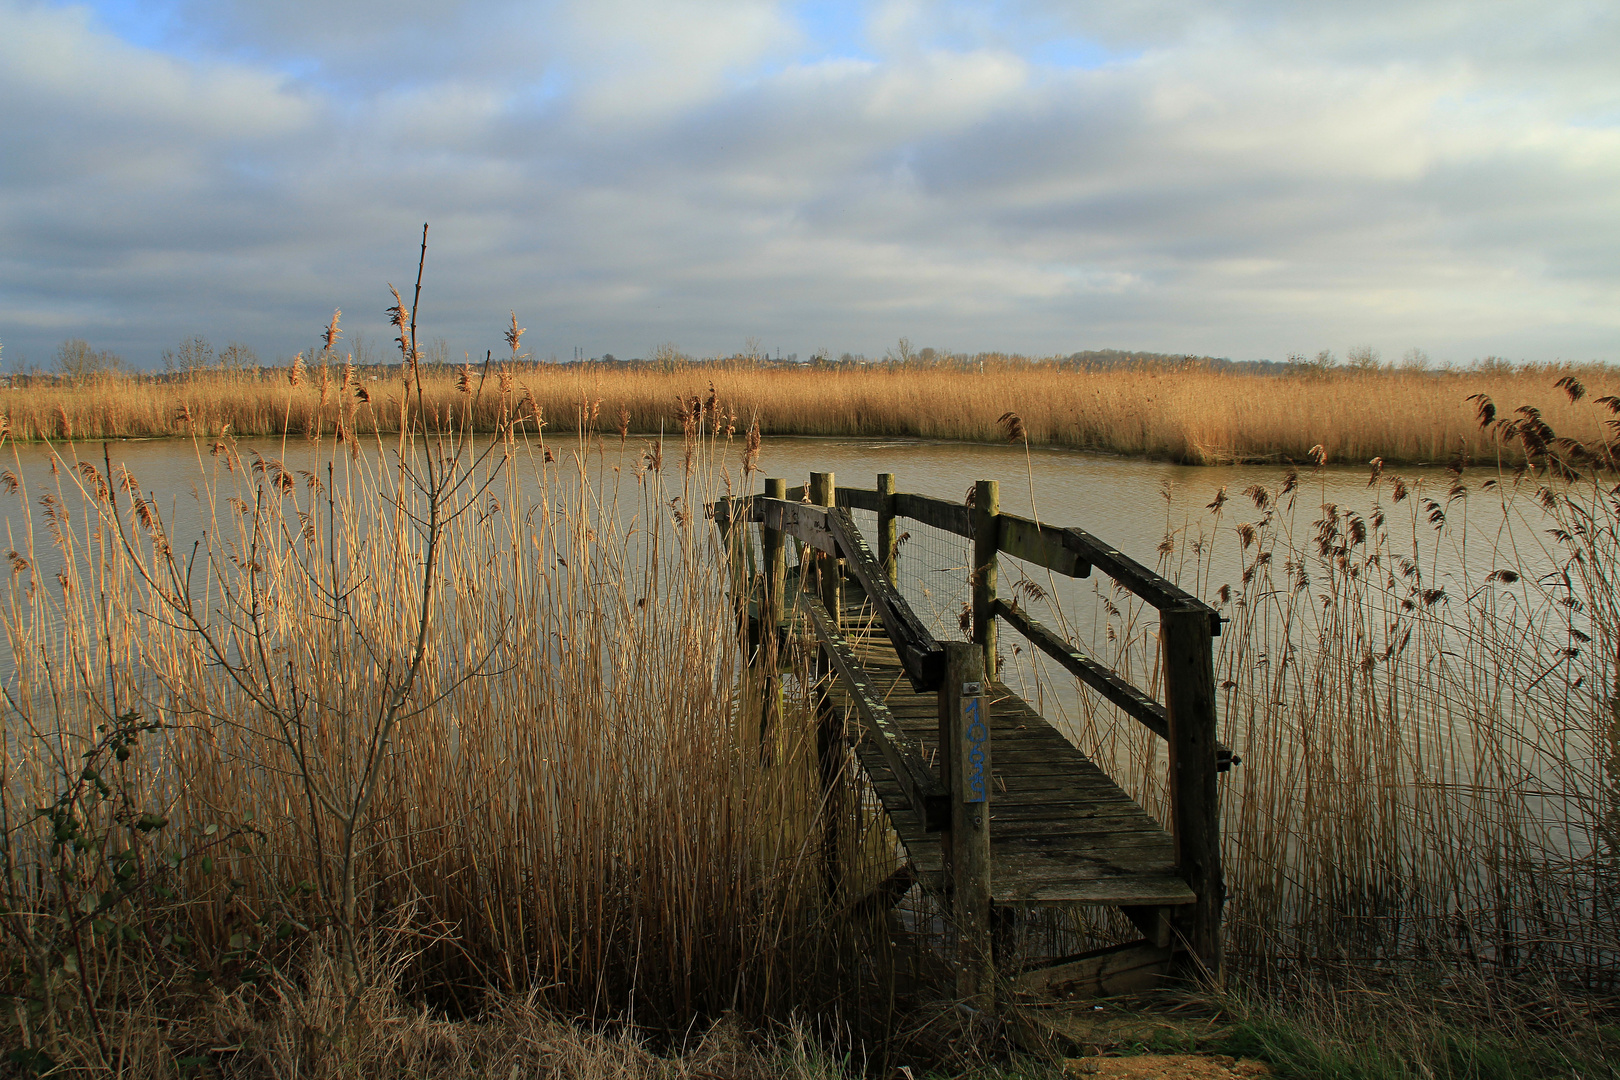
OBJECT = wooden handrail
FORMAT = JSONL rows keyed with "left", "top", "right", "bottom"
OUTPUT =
{"left": 997, "top": 511, "right": 1090, "bottom": 578}
{"left": 734, "top": 496, "right": 946, "bottom": 690}
{"left": 834, "top": 486, "right": 883, "bottom": 513}
{"left": 794, "top": 487, "right": 1219, "bottom": 629}
{"left": 756, "top": 497, "right": 835, "bottom": 554}
{"left": 802, "top": 593, "right": 948, "bottom": 830}
{"left": 709, "top": 472, "right": 1224, "bottom": 977}
{"left": 994, "top": 598, "right": 1167, "bottom": 736}
{"left": 893, "top": 492, "right": 973, "bottom": 537}
{"left": 715, "top": 474, "right": 1227, "bottom": 982}
{"left": 1061, "top": 527, "right": 1220, "bottom": 630}
{"left": 993, "top": 598, "right": 1239, "bottom": 772}
{"left": 824, "top": 507, "right": 945, "bottom": 691}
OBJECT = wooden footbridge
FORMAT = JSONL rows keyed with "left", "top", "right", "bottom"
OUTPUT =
{"left": 711, "top": 472, "right": 1234, "bottom": 1006}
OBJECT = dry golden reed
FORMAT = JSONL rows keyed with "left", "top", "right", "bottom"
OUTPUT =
{"left": 0, "top": 374, "right": 907, "bottom": 1074}
{"left": 7, "top": 360, "right": 1620, "bottom": 465}
{"left": 1008, "top": 388, "right": 1620, "bottom": 990}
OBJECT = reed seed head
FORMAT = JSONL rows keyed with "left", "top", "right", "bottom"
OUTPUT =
{"left": 505, "top": 312, "right": 526, "bottom": 360}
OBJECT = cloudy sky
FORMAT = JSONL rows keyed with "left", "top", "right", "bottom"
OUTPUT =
{"left": 1, "top": 0, "right": 1616, "bottom": 369}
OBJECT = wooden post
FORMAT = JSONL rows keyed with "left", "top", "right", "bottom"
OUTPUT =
{"left": 941, "top": 641, "right": 993, "bottom": 1007}
{"left": 809, "top": 472, "right": 840, "bottom": 625}
{"left": 810, "top": 471, "right": 844, "bottom": 900}
{"left": 877, "top": 472, "right": 898, "bottom": 587}
{"left": 759, "top": 478, "right": 787, "bottom": 749}
{"left": 728, "top": 497, "right": 752, "bottom": 652}
{"left": 971, "top": 479, "right": 999, "bottom": 680}
{"left": 1160, "top": 604, "right": 1225, "bottom": 984}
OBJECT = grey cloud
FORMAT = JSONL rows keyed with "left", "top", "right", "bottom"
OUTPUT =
{"left": 0, "top": 0, "right": 1616, "bottom": 370}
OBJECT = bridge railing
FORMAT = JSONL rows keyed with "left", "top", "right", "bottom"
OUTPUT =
{"left": 711, "top": 469, "right": 1231, "bottom": 981}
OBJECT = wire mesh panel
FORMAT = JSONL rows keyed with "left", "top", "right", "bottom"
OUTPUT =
{"left": 890, "top": 517, "right": 973, "bottom": 644}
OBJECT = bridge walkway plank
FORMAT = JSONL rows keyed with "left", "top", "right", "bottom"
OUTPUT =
{"left": 825, "top": 602, "right": 1195, "bottom": 908}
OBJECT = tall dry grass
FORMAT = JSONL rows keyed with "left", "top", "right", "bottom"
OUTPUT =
{"left": 0, "top": 351, "right": 910, "bottom": 1072}
{"left": 1015, "top": 382, "right": 1620, "bottom": 990}
{"left": 4, "top": 312, "right": 1618, "bottom": 1070}
{"left": 7, "top": 360, "right": 1620, "bottom": 465}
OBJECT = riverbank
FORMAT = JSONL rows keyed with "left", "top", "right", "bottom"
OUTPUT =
{"left": 6, "top": 360, "right": 1617, "bottom": 465}
{"left": 17, "top": 955, "right": 1611, "bottom": 1080}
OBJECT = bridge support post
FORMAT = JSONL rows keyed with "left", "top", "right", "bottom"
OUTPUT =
{"left": 941, "top": 641, "right": 994, "bottom": 1008}
{"left": 1161, "top": 605, "right": 1225, "bottom": 985}
{"left": 728, "top": 501, "right": 753, "bottom": 651}
{"left": 810, "top": 471, "right": 844, "bottom": 901}
{"left": 971, "top": 479, "right": 999, "bottom": 679}
{"left": 758, "top": 478, "right": 787, "bottom": 751}
{"left": 877, "top": 472, "right": 898, "bottom": 586}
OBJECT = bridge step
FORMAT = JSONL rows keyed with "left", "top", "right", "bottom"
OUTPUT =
{"left": 1012, "top": 939, "right": 1177, "bottom": 999}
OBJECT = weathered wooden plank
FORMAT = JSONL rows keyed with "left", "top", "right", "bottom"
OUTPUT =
{"left": 994, "top": 600, "right": 1239, "bottom": 772}
{"left": 1013, "top": 940, "right": 1176, "bottom": 998}
{"left": 805, "top": 593, "right": 948, "bottom": 831}
{"left": 987, "top": 833, "right": 1180, "bottom": 858}
{"left": 995, "top": 866, "right": 1185, "bottom": 892}
{"left": 998, "top": 879, "right": 1195, "bottom": 905}
{"left": 997, "top": 868, "right": 1184, "bottom": 890}
{"left": 877, "top": 473, "right": 898, "bottom": 586}
{"left": 981, "top": 759, "right": 1124, "bottom": 780}
{"left": 894, "top": 492, "right": 974, "bottom": 537}
{"left": 997, "top": 512, "right": 1090, "bottom": 578}
{"left": 825, "top": 507, "right": 945, "bottom": 691}
{"left": 810, "top": 473, "right": 844, "bottom": 903}
{"left": 945, "top": 642, "right": 994, "bottom": 1006}
{"left": 1061, "top": 527, "right": 1220, "bottom": 633}
{"left": 835, "top": 486, "right": 883, "bottom": 513}
{"left": 980, "top": 738, "right": 1103, "bottom": 758}
{"left": 980, "top": 747, "right": 1110, "bottom": 768}
{"left": 985, "top": 729, "right": 1074, "bottom": 749}
{"left": 757, "top": 497, "right": 836, "bottom": 554}
{"left": 990, "top": 812, "right": 1167, "bottom": 833}
{"left": 1161, "top": 604, "right": 1225, "bottom": 983}
{"left": 994, "top": 598, "right": 1170, "bottom": 737}
{"left": 975, "top": 740, "right": 1083, "bottom": 758}
{"left": 993, "top": 859, "right": 1193, "bottom": 898}
{"left": 989, "top": 803, "right": 1160, "bottom": 823}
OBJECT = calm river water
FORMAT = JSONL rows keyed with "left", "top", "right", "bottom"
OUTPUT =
{"left": 0, "top": 430, "right": 1559, "bottom": 719}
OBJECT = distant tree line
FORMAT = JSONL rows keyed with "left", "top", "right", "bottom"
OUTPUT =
{"left": 0, "top": 333, "right": 1600, "bottom": 387}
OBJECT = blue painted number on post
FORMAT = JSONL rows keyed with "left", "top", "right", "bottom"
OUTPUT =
{"left": 963, "top": 694, "right": 988, "bottom": 803}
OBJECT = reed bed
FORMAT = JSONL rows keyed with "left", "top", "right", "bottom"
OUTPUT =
{"left": 1025, "top": 383, "right": 1620, "bottom": 991}
{"left": 3, "top": 313, "right": 1618, "bottom": 1072}
{"left": 0, "top": 358, "right": 916, "bottom": 1073}
{"left": 8, "top": 359, "right": 1620, "bottom": 466}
